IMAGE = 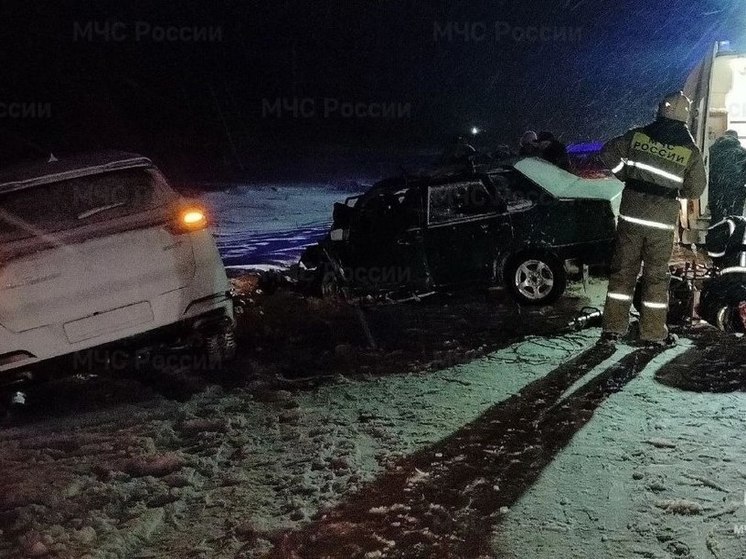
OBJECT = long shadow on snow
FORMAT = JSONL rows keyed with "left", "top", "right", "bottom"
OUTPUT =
{"left": 655, "top": 327, "right": 746, "bottom": 393}
{"left": 268, "top": 344, "right": 665, "bottom": 559}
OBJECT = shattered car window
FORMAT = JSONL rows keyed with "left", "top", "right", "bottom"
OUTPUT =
{"left": 427, "top": 181, "right": 494, "bottom": 224}
{"left": 489, "top": 172, "right": 537, "bottom": 212}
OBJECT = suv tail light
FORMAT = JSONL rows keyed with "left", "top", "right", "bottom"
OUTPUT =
{"left": 167, "top": 206, "right": 208, "bottom": 234}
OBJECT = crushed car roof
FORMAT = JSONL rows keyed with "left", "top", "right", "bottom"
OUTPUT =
{"left": 370, "top": 157, "right": 624, "bottom": 207}
{"left": 0, "top": 151, "right": 153, "bottom": 194}
{"left": 513, "top": 157, "right": 623, "bottom": 203}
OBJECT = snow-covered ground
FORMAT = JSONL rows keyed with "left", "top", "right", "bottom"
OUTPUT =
{"left": 0, "top": 330, "right": 598, "bottom": 558}
{"left": 200, "top": 184, "right": 358, "bottom": 270}
{"left": 3, "top": 317, "right": 745, "bottom": 558}
{"left": 495, "top": 332, "right": 746, "bottom": 559}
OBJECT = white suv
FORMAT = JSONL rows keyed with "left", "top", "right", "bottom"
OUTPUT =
{"left": 0, "top": 151, "right": 235, "bottom": 380}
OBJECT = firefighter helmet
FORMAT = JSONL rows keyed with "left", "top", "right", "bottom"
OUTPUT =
{"left": 658, "top": 91, "right": 691, "bottom": 123}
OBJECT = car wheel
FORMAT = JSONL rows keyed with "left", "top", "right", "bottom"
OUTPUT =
{"left": 506, "top": 251, "right": 566, "bottom": 305}
{"left": 715, "top": 306, "right": 734, "bottom": 332}
{"left": 204, "top": 333, "right": 223, "bottom": 368}
{"left": 201, "top": 322, "right": 237, "bottom": 370}
{"left": 220, "top": 324, "right": 237, "bottom": 361}
{"left": 700, "top": 294, "right": 742, "bottom": 332}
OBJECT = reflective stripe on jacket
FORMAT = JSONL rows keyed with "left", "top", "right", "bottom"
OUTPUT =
{"left": 601, "top": 118, "right": 707, "bottom": 228}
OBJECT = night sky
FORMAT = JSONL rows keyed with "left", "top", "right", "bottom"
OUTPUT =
{"left": 0, "top": 1, "right": 744, "bottom": 179}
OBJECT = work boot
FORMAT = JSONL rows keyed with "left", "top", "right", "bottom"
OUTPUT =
{"left": 598, "top": 331, "right": 622, "bottom": 346}
{"left": 637, "top": 333, "right": 678, "bottom": 349}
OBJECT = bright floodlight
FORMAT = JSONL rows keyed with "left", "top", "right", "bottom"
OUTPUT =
{"left": 471, "top": 126, "right": 479, "bottom": 135}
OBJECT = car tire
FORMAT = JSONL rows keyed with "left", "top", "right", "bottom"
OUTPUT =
{"left": 220, "top": 325, "right": 237, "bottom": 361}
{"left": 505, "top": 251, "right": 566, "bottom": 305}
{"left": 700, "top": 293, "right": 740, "bottom": 332}
{"left": 700, "top": 300, "right": 738, "bottom": 332}
{"left": 201, "top": 322, "right": 237, "bottom": 370}
{"left": 700, "top": 276, "right": 746, "bottom": 332}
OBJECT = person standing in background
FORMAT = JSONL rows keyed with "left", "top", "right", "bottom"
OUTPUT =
{"left": 708, "top": 129, "right": 746, "bottom": 224}
{"left": 518, "top": 130, "right": 541, "bottom": 156}
{"left": 536, "top": 131, "right": 570, "bottom": 171}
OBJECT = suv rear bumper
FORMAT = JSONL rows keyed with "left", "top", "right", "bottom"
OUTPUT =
{"left": 0, "top": 289, "right": 234, "bottom": 378}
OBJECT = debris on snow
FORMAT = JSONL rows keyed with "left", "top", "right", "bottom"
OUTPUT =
{"left": 643, "top": 438, "right": 677, "bottom": 449}
{"left": 22, "top": 541, "right": 48, "bottom": 558}
{"left": 123, "top": 453, "right": 185, "bottom": 478}
{"left": 654, "top": 498, "right": 703, "bottom": 515}
{"left": 664, "top": 540, "right": 691, "bottom": 556}
{"left": 373, "top": 534, "right": 396, "bottom": 548}
{"left": 19, "top": 533, "right": 49, "bottom": 558}
{"left": 406, "top": 468, "right": 430, "bottom": 485}
{"left": 369, "top": 503, "right": 411, "bottom": 515}
{"left": 706, "top": 532, "right": 724, "bottom": 558}
{"left": 176, "top": 418, "right": 229, "bottom": 435}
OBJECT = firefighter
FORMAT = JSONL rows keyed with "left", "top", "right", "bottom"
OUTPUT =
{"left": 708, "top": 130, "right": 746, "bottom": 224}
{"left": 599, "top": 91, "right": 707, "bottom": 345}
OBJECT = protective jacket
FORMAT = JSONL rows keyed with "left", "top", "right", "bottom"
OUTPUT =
{"left": 601, "top": 117, "right": 706, "bottom": 229}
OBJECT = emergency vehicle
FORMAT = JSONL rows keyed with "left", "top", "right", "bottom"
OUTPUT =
{"left": 682, "top": 40, "right": 746, "bottom": 242}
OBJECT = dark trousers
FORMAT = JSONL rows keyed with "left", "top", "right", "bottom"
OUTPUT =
{"left": 602, "top": 219, "right": 674, "bottom": 341}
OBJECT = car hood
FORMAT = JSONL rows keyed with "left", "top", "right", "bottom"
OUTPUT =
{"left": 514, "top": 157, "right": 624, "bottom": 214}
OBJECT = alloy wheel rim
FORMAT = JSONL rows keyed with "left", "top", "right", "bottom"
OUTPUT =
{"left": 515, "top": 259, "right": 554, "bottom": 300}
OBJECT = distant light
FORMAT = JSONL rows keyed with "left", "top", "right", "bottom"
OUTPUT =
{"left": 471, "top": 126, "right": 480, "bottom": 135}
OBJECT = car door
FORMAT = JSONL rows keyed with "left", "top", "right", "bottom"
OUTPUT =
{"left": 346, "top": 185, "right": 429, "bottom": 290}
{"left": 387, "top": 185, "right": 430, "bottom": 289}
{"left": 424, "top": 178, "right": 509, "bottom": 287}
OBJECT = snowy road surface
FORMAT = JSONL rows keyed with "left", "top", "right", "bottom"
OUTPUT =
{"left": 200, "top": 184, "right": 356, "bottom": 270}
{"left": 495, "top": 328, "right": 746, "bottom": 559}
{"left": 2, "top": 322, "right": 746, "bottom": 558}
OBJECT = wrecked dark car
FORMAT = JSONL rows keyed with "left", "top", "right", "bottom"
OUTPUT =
{"left": 300, "top": 157, "right": 624, "bottom": 305}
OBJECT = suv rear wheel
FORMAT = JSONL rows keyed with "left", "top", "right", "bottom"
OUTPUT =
{"left": 505, "top": 251, "right": 566, "bottom": 305}
{"left": 200, "top": 321, "right": 237, "bottom": 370}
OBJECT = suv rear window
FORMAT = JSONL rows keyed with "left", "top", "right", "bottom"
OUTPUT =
{"left": 0, "top": 167, "right": 177, "bottom": 242}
